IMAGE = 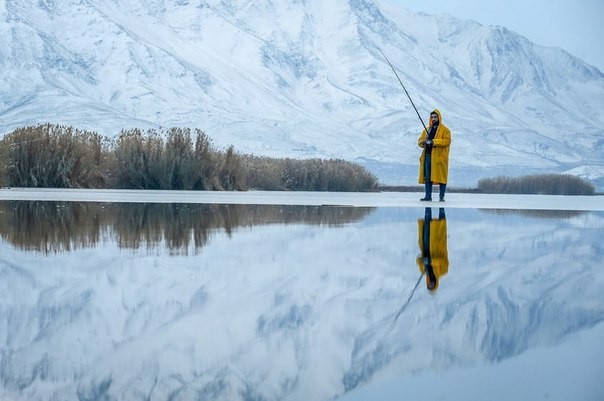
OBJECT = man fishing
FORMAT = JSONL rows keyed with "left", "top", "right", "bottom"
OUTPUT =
{"left": 418, "top": 109, "right": 452, "bottom": 202}
{"left": 377, "top": 49, "right": 453, "bottom": 202}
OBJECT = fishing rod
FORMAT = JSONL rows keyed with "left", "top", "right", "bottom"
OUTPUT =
{"left": 388, "top": 271, "right": 424, "bottom": 331}
{"left": 377, "top": 47, "right": 429, "bottom": 135}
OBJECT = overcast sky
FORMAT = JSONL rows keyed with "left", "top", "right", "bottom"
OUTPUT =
{"left": 390, "top": 0, "right": 604, "bottom": 72}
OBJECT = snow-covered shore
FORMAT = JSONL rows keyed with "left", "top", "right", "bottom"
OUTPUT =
{"left": 1, "top": 188, "right": 603, "bottom": 211}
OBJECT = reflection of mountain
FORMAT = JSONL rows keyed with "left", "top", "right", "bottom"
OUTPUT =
{"left": 344, "top": 285, "right": 604, "bottom": 392}
{"left": 343, "top": 211, "right": 604, "bottom": 394}
{"left": 0, "top": 201, "right": 374, "bottom": 253}
{"left": 0, "top": 208, "right": 603, "bottom": 400}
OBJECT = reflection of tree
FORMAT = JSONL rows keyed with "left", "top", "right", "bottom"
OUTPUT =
{"left": 0, "top": 201, "right": 374, "bottom": 254}
{"left": 0, "top": 201, "right": 105, "bottom": 253}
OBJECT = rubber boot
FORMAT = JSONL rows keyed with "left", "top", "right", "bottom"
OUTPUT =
{"left": 421, "top": 181, "right": 433, "bottom": 201}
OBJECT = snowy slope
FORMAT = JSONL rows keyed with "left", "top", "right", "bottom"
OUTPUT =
{"left": 1, "top": 0, "right": 603, "bottom": 187}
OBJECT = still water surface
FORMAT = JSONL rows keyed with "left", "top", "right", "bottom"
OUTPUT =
{"left": 1, "top": 201, "right": 603, "bottom": 401}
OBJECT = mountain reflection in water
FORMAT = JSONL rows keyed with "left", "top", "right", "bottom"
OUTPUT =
{"left": 0, "top": 201, "right": 374, "bottom": 254}
{"left": 0, "top": 204, "right": 603, "bottom": 401}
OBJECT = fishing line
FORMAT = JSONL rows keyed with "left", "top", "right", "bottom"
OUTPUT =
{"left": 377, "top": 47, "right": 429, "bottom": 134}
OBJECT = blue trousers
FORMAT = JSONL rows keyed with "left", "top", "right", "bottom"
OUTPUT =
{"left": 424, "top": 155, "right": 446, "bottom": 199}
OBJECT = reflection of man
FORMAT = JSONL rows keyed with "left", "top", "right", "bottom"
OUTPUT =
{"left": 417, "top": 207, "right": 449, "bottom": 293}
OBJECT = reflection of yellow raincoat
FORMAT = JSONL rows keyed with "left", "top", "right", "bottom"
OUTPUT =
{"left": 418, "top": 109, "right": 452, "bottom": 184}
{"left": 416, "top": 217, "right": 449, "bottom": 291}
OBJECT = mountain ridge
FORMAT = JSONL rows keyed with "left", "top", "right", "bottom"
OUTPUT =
{"left": 1, "top": 0, "right": 603, "bottom": 188}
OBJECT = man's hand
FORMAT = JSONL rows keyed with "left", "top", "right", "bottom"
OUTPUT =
{"left": 426, "top": 139, "right": 433, "bottom": 146}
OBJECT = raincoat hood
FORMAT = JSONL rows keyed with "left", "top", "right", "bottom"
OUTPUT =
{"left": 429, "top": 109, "right": 442, "bottom": 127}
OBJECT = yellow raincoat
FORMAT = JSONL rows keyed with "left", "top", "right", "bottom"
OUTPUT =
{"left": 418, "top": 109, "right": 451, "bottom": 184}
{"left": 416, "top": 216, "right": 449, "bottom": 292}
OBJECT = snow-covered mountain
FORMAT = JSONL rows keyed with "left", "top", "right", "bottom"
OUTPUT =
{"left": 1, "top": 0, "right": 603, "bottom": 188}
